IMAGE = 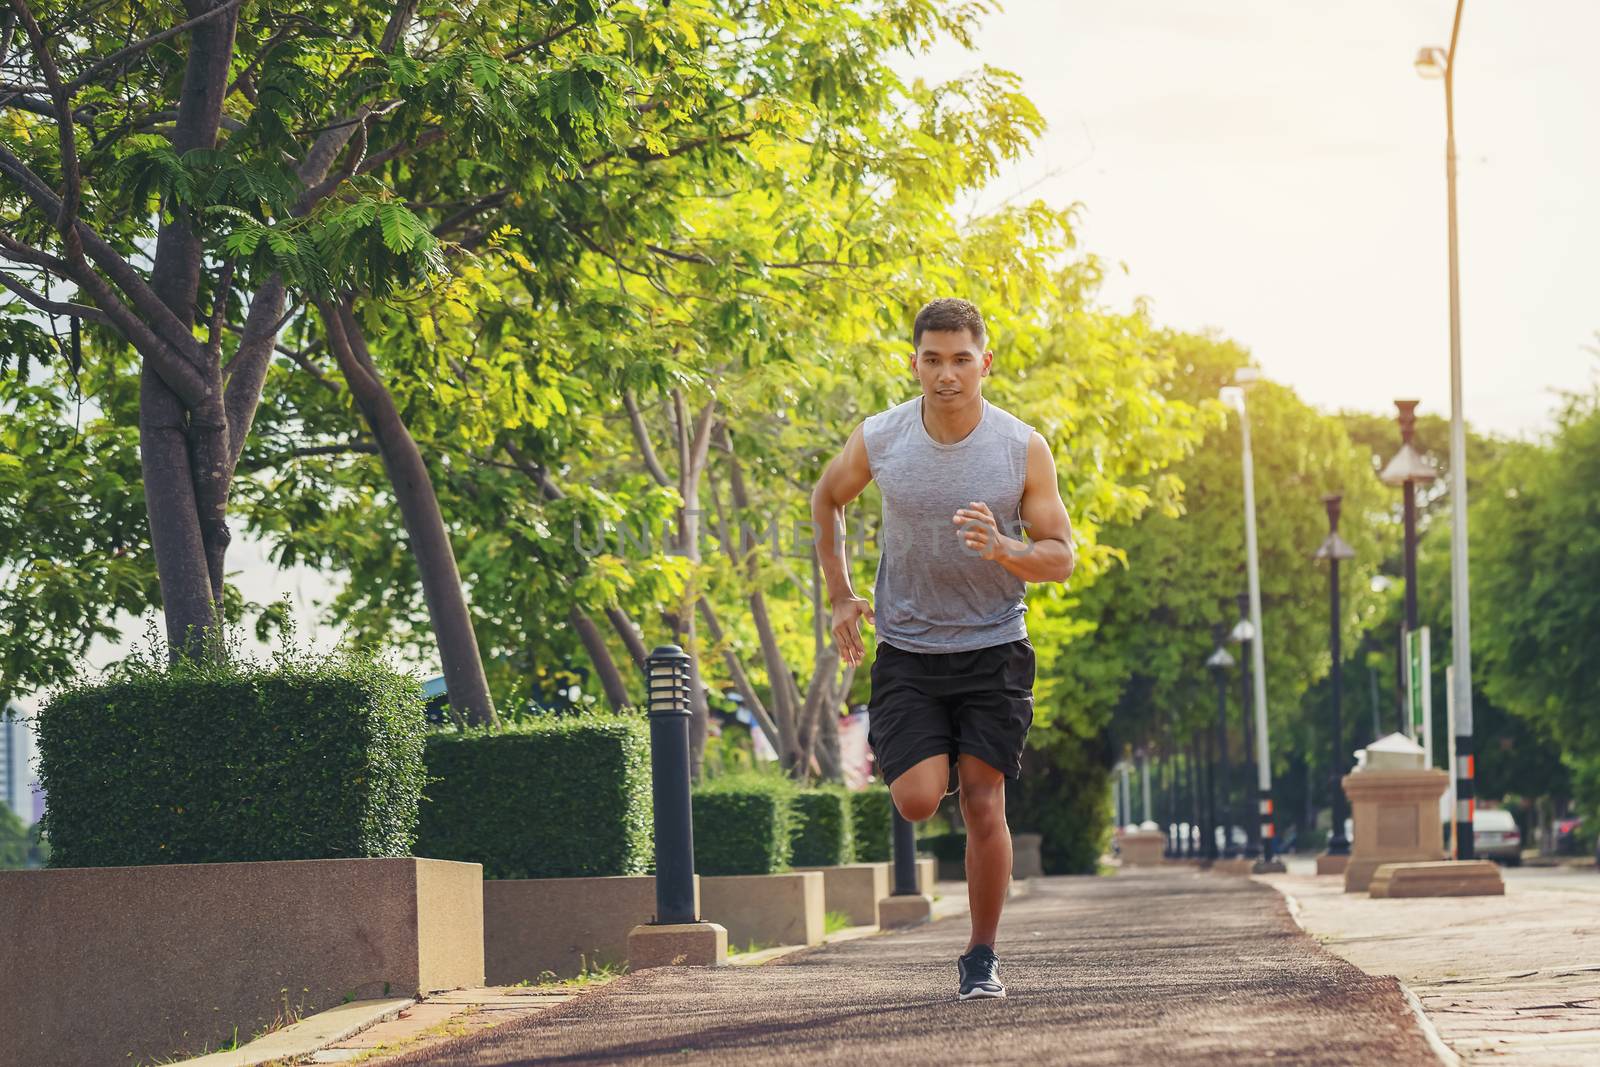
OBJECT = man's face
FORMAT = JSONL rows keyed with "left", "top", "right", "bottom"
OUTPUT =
{"left": 910, "top": 328, "right": 991, "bottom": 406}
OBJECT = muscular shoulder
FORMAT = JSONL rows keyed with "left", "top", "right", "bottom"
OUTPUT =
{"left": 862, "top": 396, "right": 920, "bottom": 466}
{"left": 983, "top": 401, "right": 1035, "bottom": 447}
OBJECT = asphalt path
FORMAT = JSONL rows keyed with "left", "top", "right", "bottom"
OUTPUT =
{"left": 387, "top": 869, "right": 1441, "bottom": 1066}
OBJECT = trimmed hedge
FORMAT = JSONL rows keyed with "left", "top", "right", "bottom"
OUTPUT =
{"left": 850, "top": 787, "right": 894, "bottom": 862}
{"left": 415, "top": 713, "right": 652, "bottom": 879}
{"left": 790, "top": 787, "right": 855, "bottom": 867}
{"left": 692, "top": 774, "right": 795, "bottom": 875}
{"left": 37, "top": 647, "right": 427, "bottom": 868}
{"left": 916, "top": 830, "right": 967, "bottom": 863}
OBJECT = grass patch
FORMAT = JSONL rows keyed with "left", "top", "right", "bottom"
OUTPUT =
{"left": 726, "top": 939, "right": 777, "bottom": 956}
{"left": 512, "top": 956, "right": 628, "bottom": 989}
{"left": 824, "top": 910, "right": 853, "bottom": 935}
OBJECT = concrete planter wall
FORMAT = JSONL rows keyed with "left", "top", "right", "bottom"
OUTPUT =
{"left": 1012, "top": 832, "right": 1044, "bottom": 878}
{"left": 700, "top": 871, "right": 825, "bottom": 948}
{"left": 0, "top": 857, "right": 483, "bottom": 1067}
{"left": 791, "top": 863, "right": 889, "bottom": 927}
{"left": 484, "top": 874, "right": 700, "bottom": 984}
{"left": 918, "top": 856, "right": 936, "bottom": 895}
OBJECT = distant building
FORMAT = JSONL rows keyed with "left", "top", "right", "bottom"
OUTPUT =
{"left": 1, "top": 702, "right": 38, "bottom": 825}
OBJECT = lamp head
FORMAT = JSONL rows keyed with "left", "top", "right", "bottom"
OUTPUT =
{"left": 1313, "top": 493, "right": 1357, "bottom": 562}
{"left": 1414, "top": 46, "right": 1447, "bottom": 79}
{"left": 1230, "top": 592, "right": 1255, "bottom": 642}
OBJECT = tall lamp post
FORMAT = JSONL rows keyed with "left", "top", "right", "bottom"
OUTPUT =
{"left": 1380, "top": 399, "right": 1438, "bottom": 737}
{"left": 1416, "top": 0, "right": 1476, "bottom": 861}
{"left": 1230, "top": 593, "right": 1259, "bottom": 859}
{"left": 1205, "top": 624, "right": 1236, "bottom": 860}
{"left": 1314, "top": 497, "right": 1356, "bottom": 860}
{"left": 1220, "top": 377, "right": 1278, "bottom": 864}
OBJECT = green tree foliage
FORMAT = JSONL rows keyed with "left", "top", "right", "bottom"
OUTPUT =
{"left": 1472, "top": 382, "right": 1600, "bottom": 801}
{"left": 220, "top": 1, "right": 1201, "bottom": 777}
{"left": 0, "top": 800, "right": 33, "bottom": 869}
{"left": 1048, "top": 333, "right": 1388, "bottom": 789}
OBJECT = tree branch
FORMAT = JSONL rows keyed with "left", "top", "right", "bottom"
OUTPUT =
{"left": 224, "top": 274, "right": 288, "bottom": 467}
{"left": 0, "top": 269, "right": 109, "bottom": 323}
{"left": 61, "top": 0, "right": 246, "bottom": 93}
{"left": 505, "top": 18, "right": 582, "bottom": 60}
{"left": 622, "top": 388, "right": 673, "bottom": 487}
{"left": 5, "top": 0, "right": 82, "bottom": 235}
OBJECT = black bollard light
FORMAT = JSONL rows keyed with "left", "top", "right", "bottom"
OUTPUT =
{"left": 891, "top": 805, "right": 919, "bottom": 896}
{"left": 646, "top": 644, "right": 697, "bottom": 924}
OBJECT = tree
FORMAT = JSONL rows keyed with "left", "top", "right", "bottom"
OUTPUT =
{"left": 0, "top": 800, "right": 33, "bottom": 869}
{"left": 218, "top": 1, "right": 1203, "bottom": 779}
{"left": 2, "top": 0, "right": 699, "bottom": 721}
{"left": 1047, "top": 332, "right": 1389, "bottom": 813}
{"left": 1471, "top": 381, "right": 1600, "bottom": 785}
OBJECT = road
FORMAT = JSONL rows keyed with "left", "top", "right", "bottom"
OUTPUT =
{"left": 387, "top": 870, "right": 1439, "bottom": 1066}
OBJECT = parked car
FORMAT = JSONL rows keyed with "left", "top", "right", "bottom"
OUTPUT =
{"left": 1474, "top": 807, "right": 1522, "bottom": 865}
{"left": 1555, "top": 816, "right": 1585, "bottom": 855}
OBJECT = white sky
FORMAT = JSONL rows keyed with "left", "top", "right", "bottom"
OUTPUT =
{"left": 916, "top": 0, "right": 1600, "bottom": 438}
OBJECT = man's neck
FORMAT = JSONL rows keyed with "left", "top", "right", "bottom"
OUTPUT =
{"left": 920, "top": 394, "right": 985, "bottom": 445}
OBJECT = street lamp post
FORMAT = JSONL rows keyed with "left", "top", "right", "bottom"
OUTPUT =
{"left": 1380, "top": 399, "right": 1438, "bottom": 737}
{"left": 1314, "top": 497, "right": 1357, "bottom": 858}
{"left": 1206, "top": 624, "right": 1236, "bottom": 860}
{"left": 1230, "top": 593, "right": 1260, "bottom": 858}
{"left": 1182, "top": 738, "right": 1196, "bottom": 859}
{"left": 1416, "top": 0, "right": 1476, "bottom": 862}
{"left": 1220, "top": 379, "right": 1278, "bottom": 864}
{"left": 1196, "top": 729, "right": 1203, "bottom": 863}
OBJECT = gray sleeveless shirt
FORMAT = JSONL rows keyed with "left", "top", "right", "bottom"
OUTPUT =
{"left": 862, "top": 395, "right": 1033, "bottom": 653}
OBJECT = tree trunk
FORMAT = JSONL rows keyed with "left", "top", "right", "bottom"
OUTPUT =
{"left": 136, "top": 1, "right": 241, "bottom": 657}
{"left": 568, "top": 605, "right": 631, "bottom": 710}
{"left": 321, "top": 301, "right": 497, "bottom": 726}
{"left": 696, "top": 595, "right": 782, "bottom": 754}
{"left": 139, "top": 364, "right": 219, "bottom": 656}
{"left": 604, "top": 605, "right": 650, "bottom": 671}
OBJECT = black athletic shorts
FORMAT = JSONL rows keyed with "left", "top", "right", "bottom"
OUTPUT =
{"left": 866, "top": 637, "right": 1035, "bottom": 786}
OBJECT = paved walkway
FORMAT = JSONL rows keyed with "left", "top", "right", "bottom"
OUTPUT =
{"left": 384, "top": 870, "right": 1439, "bottom": 1066}
{"left": 1268, "top": 868, "right": 1600, "bottom": 1064}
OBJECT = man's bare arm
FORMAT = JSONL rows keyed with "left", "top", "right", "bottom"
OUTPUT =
{"left": 811, "top": 423, "right": 875, "bottom": 665}
{"left": 953, "top": 431, "right": 1074, "bottom": 584}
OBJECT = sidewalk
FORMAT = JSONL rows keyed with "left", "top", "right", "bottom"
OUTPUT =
{"left": 375, "top": 869, "right": 1438, "bottom": 1066}
{"left": 1262, "top": 867, "right": 1600, "bottom": 1065}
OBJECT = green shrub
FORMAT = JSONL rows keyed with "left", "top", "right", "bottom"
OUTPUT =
{"left": 790, "top": 787, "right": 855, "bottom": 867}
{"left": 1007, "top": 736, "right": 1113, "bottom": 875}
{"left": 37, "top": 642, "right": 427, "bottom": 868}
{"left": 917, "top": 830, "right": 967, "bottom": 863}
{"left": 415, "top": 713, "right": 652, "bottom": 879}
{"left": 692, "top": 773, "right": 795, "bottom": 875}
{"left": 850, "top": 787, "right": 894, "bottom": 862}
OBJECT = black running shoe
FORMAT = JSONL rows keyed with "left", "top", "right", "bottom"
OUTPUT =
{"left": 957, "top": 944, "right": 1006, "bottom": 1000}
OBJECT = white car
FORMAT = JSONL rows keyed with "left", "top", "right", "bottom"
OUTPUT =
{"left": 1473, "top": 808, "right": 1522, "bottom": 865}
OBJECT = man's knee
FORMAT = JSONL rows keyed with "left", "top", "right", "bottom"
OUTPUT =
{"left": 959, "top": 781, "right": 1007, "bottom": 834}
{"left": 893, "top": 787, "right": 942, "bottom": 823}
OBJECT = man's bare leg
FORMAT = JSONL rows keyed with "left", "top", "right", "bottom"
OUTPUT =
{"left": 958, "top": 753, "right": 1010, "bottom": 951}
{"left": 889, "top": 752, "right": 950, "bottom": 823}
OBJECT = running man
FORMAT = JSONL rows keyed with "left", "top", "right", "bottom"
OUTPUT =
{"left": 811, "top": 297, "right": 1075, "bottom": 1000}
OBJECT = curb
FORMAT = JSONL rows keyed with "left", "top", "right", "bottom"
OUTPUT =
{"left": 1260, "top": 878, "right": 1459, "bottom": 1067}
{"left": 168, "top": 997, "right": 416, "bottom": 1067}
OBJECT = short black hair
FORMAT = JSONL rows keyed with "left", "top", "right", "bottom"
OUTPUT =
{"left": 913, "top": 298, "right": 987, "bottom": 349}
